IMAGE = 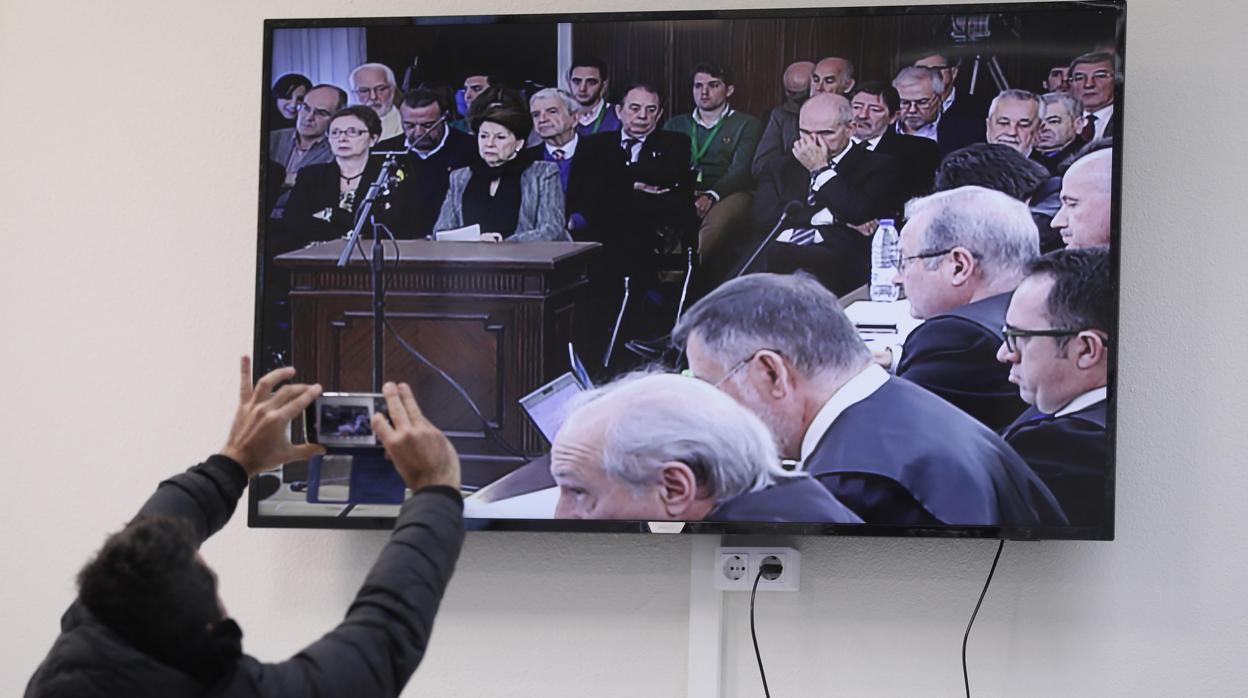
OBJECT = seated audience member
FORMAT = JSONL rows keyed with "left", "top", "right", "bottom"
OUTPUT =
{"left": 283, "top": 105, "right": 388, "bottom": 247}
{"left": 1032, "top": 92, "right": 1087, "bottom": 176}
{"left": 913, "top": 49, "right": 991, "bottom": 120}
{"left": 268, "top": 84, "right": 346, "bottom": 217}
{"left": 1052, "top": 148, "right": 1113, "bottom": 248}
{"left": 986, "top": 89, "right": 1041, "bottom": 156}
{"left": 449, "top": 70, "right": 495, "bottom": 133}
{"left": 269, "top": 73, "right": 311, "bottom": 131}
{"left": 1068, "top": 51, "right": 1117, "bottom": 142}
{"left": 663, "top": 63, "right": 763, "bottom": 265}
{"left": 887, "top": 186, "right": 1037, "bottom": 431}
{"left": 751, "top": 58, "right": 838, "bottom": 180}
{"left": 567, "top": 57, "right": 621, "bottom": 136}
{"left": 551, "top": 372, "right": 862, "bottom": 523}
{"left": 433, "top": 100, "right": 568, "bottom": 242}
{"left": 934, "top": 143, "right": 1063, "bottom": 253}
{"left": 892, "top": 65, "right": 983, "bottom": 157}
{"left": 754, "top": 93, "right": 906, "bottom": 295}
{"left": 374, "top": 87, "right": 477, "bottom": 239}
{"left": 997, "top": 247, "right": 1112, "bottom": 527}
{"left": 672, "top": 273, "right": 1067, "bottom": 527}
{"left": 524, "top": 88, "right": 592, "bottom": 231}
{"left": 25, "top": 359, "right": 464, "bottom": 696}
{"left": 849, "top": 81, "right": 940, "bottom": 199}
{"left": 809, "top": 56, "right": 856, "bottom": 96}
{"left": 1044, "top": 64, "right": 1070, "bottom": 93}
{"left": 349, "top": 62, "right": 402, "bottom": 141}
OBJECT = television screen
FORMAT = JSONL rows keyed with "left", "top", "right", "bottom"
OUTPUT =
{"left": 251, "top": 2, "right": 1123, "bottom": 540}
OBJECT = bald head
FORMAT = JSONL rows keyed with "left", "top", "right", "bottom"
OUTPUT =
{"left": 782, "top": 61, "right": 816, "bottom": 100}
{"left": 1052, "top": 149, "right": 1113, "bottom": 248}
{"left": 798, "top": 93, "right": 855, "bottom": 165}
{"left": 811, "top": 57, "right": 856, "bottom": 95}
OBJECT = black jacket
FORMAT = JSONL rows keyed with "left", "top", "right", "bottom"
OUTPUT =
{"left": 1001, "top": 400, "right": 1111, "bottom": 530}
{"left": 872, "top": 129, "right": 941, "bottom": 199}
{"left": 26, "top": 456, "right": 465, "bottom": 697}
{"left": 375, "top": 129, "right": 478, "bottom": 238}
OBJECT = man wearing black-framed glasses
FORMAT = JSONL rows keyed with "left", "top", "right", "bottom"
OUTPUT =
{"left": 997, "top": 246, "right": 1112, "bottom": 528}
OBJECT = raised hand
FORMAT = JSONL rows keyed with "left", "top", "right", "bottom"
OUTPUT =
{"left": 371, "top": 382, "right": 462, "bottom": 492}
{"left": 220, "top": 356, "right": 325, "bottom": 476}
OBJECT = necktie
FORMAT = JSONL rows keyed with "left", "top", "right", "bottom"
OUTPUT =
{"left": 622, "top": 137, "right": 639, "bottom": 156}
{"left": 1080, "top": 114, "right": 1097, "bottom": 142}
{"left": 552, "top": 149, "right": 565, "bottom": 160}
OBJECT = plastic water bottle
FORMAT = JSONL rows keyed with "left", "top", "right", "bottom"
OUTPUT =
{"left": 870, "top": 219, "right": 901, "bottom": 302}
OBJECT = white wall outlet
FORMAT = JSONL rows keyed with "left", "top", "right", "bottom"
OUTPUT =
{"left": 713, "top": 547, "right": 801, "bottom": 592}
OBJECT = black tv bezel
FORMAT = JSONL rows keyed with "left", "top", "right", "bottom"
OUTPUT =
{"left": 250, "top": 1, "right": 1125, "bottom": 541}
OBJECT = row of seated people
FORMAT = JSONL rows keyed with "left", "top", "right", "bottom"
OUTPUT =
{"left": 548, "top": 244, "right": 1110, "bottom": 529}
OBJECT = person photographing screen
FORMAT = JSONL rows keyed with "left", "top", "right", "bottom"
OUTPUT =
{"left": 25, "top": 357, "right": 464, "bottom": 697}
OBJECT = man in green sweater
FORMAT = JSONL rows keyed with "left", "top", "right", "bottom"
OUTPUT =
{"left": 663, "top": 63, "right": 762, "bottom": 274}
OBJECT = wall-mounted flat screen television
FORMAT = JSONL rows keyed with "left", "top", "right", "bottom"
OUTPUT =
{"left": 251, "top": 2, "right": 1124, "bottom": 540}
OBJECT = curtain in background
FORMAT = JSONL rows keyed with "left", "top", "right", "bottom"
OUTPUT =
{"left": 270, "top": 27, "right": 367, "bottom": 91}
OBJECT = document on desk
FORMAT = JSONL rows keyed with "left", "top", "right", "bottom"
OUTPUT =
{"left": 845, "top": 299, "right": 924, "bottom": 342}
{"left": 434, "top": 224, "right": 483, "bottom": 242}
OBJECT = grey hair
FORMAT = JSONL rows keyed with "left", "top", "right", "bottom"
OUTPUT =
{"left": 816, "top": 56, "right": 856, "bottom": 81}
{"left": 892, "top": 65, "right": 944, "bottom": 96}
{"left": 348, "top": 62, "right": 396, "bottom": 89}
{"left": 1040, "top": 91, "right": 1083, "bottom": 122}
{"left": 563, "top": 372, "right": 786, "bottom": 502}
{"left": 672, "top": 272, "right": 870, "bottom": 379}
{"left": 904, "top": 186, "right": 1039, "bottom": 287}
{"left": 989, "top": 89, "right": 1041, "bottom": 119}
{"left": 529, "top": 87, "right": 581, "bottom": 116}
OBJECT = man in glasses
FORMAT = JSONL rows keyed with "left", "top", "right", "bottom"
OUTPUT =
{"left": 349, "top": 62, "right": 402, "bottom": 140}
{"left": 886, "top": 186, "right": 1038, "bottom": 431}
{"left": 891, "top": 65, "right": 982, "bottom": 157}
{"left": 549, "top": 372, "right": 861, "bottom": 523}
{"left": 375, "top": 87, "right": 476, "bottom": 238}
{"left": 997, "top": 246, "right": 1111, "bottom": 528}
{"left": 268, "top": 84, "right": 345, "bottom": 197}
{"left": 1067, "top": 51, "right": 1117, "bottom": 142}
{"left": 673, "top": 272, "right": 1067, "bottom": 527}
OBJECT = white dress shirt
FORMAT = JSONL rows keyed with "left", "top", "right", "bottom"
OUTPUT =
{"left": 1055, "top": 386, "right": 1108, "bottom": 418}
{"left": 797, "top": 364, "right": 891, "bottom": 468}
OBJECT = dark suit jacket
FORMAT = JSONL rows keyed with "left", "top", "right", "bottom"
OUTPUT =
{"left": 805, "top": 375, "right": 1069, "bottom": 527}
{"left": 373, "top": 129, "right": 477, "bottom": 239}
{"left": 896, "top": 293, "right": 1028, "bottom": 432}
{"left": 873, "top": 129, "right": 941, "bottom": 199}
{"left": 1001, "top": 400, "right": 1110, "bottom": 529}
{"left": 1030, "top": 139, "right": 1083, "bottom": 177}
{"left": 935, "top": 111, "right": 986, "bottom": 158}
{"left": 282, "top": 159, "right": 387, "bottom": 250}
{"left": 707, "top": 475, "right": 863, "bottom": 524}
{"left": 753, "top": 146, "right": 906, "bottom": 294}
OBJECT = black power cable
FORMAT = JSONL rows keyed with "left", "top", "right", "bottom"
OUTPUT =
{"left": 962, "top": 539, "right": 1006, "bottom": 698}
{"left": 750, "top": 558, "right": 783, "bottom": 698}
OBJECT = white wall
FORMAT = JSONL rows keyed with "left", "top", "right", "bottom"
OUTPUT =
{"left": 1, "top": 0, "right": 1245, "bottom": 695}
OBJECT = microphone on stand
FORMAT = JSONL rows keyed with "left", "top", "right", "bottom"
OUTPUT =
{"left": 734, "top": 200, "right": 808, "bottom": 278}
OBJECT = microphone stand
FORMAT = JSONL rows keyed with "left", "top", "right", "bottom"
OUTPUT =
{"left": 732, "top": 201, "right": 806, "bottom": 279}
{"left": 337, "top": 147, "right": 408, "bottom": 392}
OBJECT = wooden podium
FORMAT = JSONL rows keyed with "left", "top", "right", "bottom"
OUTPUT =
{"left": 275, "top": 239, "right": 599, "bottom": 487}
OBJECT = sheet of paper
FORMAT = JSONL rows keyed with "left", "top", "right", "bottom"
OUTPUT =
{"left": 434, "top": 224, "right": 482, "bottom": 242}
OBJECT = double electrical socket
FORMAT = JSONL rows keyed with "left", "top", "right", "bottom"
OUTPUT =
{"left": 714, "top": 546, "right": 801, "bottom": 592}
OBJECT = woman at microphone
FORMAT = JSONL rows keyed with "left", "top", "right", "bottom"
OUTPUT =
{"left": 283, "top": 105, "right": 388, "bottom": 247}
{"left": 433, "top": 97, "right": 567, "bottom": 242}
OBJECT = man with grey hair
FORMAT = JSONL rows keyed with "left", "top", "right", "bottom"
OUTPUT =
{"left": 985, "top": 89, "right": 1041, "bottom": 156}
{"left": 886, "top": 186, "right": 1039, "bottom": 430}
{"left": 673, "top": 272, "right": 1067, "bottom": 527}
{"left": 1052, "top": 148, "right": 1113, "bottom": 248}
{"left": 550, "top": 372, "right": 861, "bottom": 523}
{"left": 1032, "top": 92, "right": 1086, "bottom": 175}
{"left": 349, "top": 62, "right": 402, "bottom": 140}
{"left": 524, "top": 88, "right": 591, "bottom": 231}
{"left": 893, "top": 66, "right": 982, "bottom": 157}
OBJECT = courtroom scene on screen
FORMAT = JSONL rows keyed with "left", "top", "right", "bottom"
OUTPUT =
{"left": 254, "top": 5, "right": 1121, "bottom": 538}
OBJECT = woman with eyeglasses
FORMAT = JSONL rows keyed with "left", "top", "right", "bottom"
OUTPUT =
{"left": 283, "top": 106, "right": 389, "bottom": 247}
{"left": 433, "top": 96, "right": 567, "bottom": 242}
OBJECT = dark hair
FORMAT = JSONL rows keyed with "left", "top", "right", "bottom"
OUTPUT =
{"left": 569, "top": 56, "right": 610, "bottom": 82}
{"left": 271, "top": 73, "right": 312, "bottom": 100}
{"left": 467, "top": 86, "right": 531, "bottom": 138}
{"left": 330, "top": 105, "right": 383, "bottom": 137}
{"left": 935, "top": 144, "right": 1051, "bottom": 201}
{"left": 308, "top": 83, "right": 349, "bottom": 111}
{"left": 906, "top": 46, "right": 962, "bottom": 68}
{"left": 461, "top": 68, "right": 498, "bottom": 86}
{"left": 619, "top": 82, "right": 663, "bottom": 105}
{"left": 78, "top": 516, "right": 225, "bottom": 679}
{"left": 400, "top": 86, "right": 451, "bottom": 114}
{"left": 1025, "top": 246, "right": 1113, "bottom": 344}
{"left": 849, "top": 80, "right": 901, "bottom": 116}
{"left": 691, "top": 62, "right": 735, "bottom": 87}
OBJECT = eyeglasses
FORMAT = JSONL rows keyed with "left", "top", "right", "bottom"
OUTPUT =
{"left": 899, "top": 95, "right": 937, "bottom": 111}
{"left": 1000, "top": 325, "right": 1112, "bottom": 354}
{"left": 296, "top": 102, "right": 333, "bottom": 118}
{"left": 353, "top": 84, "right": 393, "bottom": 97}
{"left": 898, "top": 248, "right": 953, "bottom": 272}
{"left": 688, "top": 349, "right": 779, "bottom": 387}
{"left": 1070, "top": 70, "right": 1113, "bottom": 83}
{"left": 329, "top": 127, "right": 371, "bottom": 138}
